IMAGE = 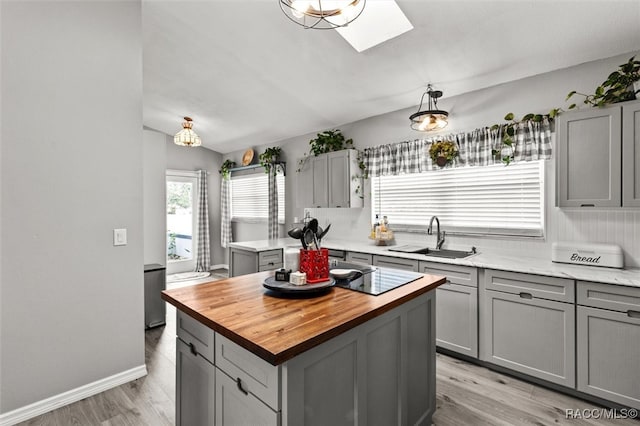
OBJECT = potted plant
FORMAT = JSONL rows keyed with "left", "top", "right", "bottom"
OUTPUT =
{"left": 429, "top": 140, "right": 458, "bottom": 167}
{"left": 259, "top": 146, "right": 282, "bottom": 172}
{"left": 297, "top": 129, "right": 353, "bottom": 172}
{"left": 567, "top": 56, "right": 640, "bottom": 108}
{"left": 219, "top": 159, "right": 236, "bottom": 179}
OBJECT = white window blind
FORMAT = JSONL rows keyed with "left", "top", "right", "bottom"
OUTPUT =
{"left": 372, "top": 161, "right": 544, "bottom": 237}
{"left": 230, "top": 172, "right": 285, "bottom": 223}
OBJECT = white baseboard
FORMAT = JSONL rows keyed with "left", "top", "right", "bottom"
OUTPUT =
{"left": 210, "top": 263, "right": 228, "bottom": 271}
{"left": 0, "top": 364, "right": 147, "bottom": 426}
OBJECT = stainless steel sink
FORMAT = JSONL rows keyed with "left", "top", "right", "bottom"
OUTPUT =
{"left": 388, "top": 245, "right": 477, "bottom": 259}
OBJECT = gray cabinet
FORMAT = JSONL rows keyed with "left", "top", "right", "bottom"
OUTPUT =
{"left": 311, "top": 154, "right": 328, "bottom": 208}
{"left": 372, "top": 255, "right": 419, "bottom": 272}
{"left": 302, "top": 149, "right": 363, "bottom": 208}
{"left": 215, "top": 368, "right": 279, "bottom": 426}
{"left": 420, "top": 261, "right": 478, "bottom": 358}
{"left": 346, "top": 251, "right": 373, "bottom": 265}
{"left": 577, "top": 281, "right": 640, "bottom": 409}
{"left": 229, "top": 248, "right": 283, "bottom": 277}
{"left": 176, "top": 338, "right": 215, "bottom": 426}
{"left": 557, "top": 100, "right": 640, "bottom": 207}
{"left": 480, "top": 269, "right": 575, "bottom": 387}
{"left": 622, "top": 101, "right": 640, "bottom": 206}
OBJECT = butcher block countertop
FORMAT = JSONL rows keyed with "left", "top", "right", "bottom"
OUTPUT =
{"left": 161, "top": 270, "right": 445, "bottom": 365}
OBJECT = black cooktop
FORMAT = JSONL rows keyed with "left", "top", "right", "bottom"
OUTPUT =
{"left": 334, "top": 267, "right": 424, "bottom": 296}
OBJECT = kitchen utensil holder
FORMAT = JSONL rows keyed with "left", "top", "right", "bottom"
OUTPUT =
{"left": 299, "top": 248, "right": 329, "bottom": 283}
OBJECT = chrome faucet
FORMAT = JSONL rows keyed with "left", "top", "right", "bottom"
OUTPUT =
{"left": 427, "top": 216, "right": 445, "bottom": 250}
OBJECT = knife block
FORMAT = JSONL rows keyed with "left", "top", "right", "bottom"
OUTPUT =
{"left": 299, "top": 248, "right": 329, "bottom": 283}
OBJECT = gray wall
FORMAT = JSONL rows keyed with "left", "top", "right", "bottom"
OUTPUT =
{"left": 143, "top": 129, "right": 167, "bottom": 265}
{"left": 226, "top": 51, "right": 640, "bottom": 267}
{"left": 1, "top": 0, "right": 144, "bottom": 414}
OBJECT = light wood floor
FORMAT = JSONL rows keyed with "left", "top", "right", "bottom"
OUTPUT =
{"left": 19, "top": 272, "right": 639, "bottom": 425}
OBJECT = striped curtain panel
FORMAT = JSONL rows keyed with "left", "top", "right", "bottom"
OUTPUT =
{"left": 195, "top": 170, "right": 211, "bottom": 272}
{"left": 220, "top": 176, "right": 232, "bottom": 248}
{"left": 267, "top": 165, "right": 279, "bottom": 240}
{"left": 363, "top": 118, "right": 552, "bottom": 176}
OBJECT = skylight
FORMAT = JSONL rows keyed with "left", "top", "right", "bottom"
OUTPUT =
{"left": 335, "top": 0, "right": 413, "bottom": 52}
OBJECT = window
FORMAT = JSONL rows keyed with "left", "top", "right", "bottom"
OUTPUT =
{"left": 230, "top": 172, "right": 285, "bottom": 223}
{"left": 371, "top": 161, "right": 545, "bottom": 237}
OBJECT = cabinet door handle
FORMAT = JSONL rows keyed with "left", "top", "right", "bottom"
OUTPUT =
{"left": 188, "top": 342, "right": 198, "bottom": 356}
{"left": 519, "top": 292, "right": 533, "bottom": 299}
{"left": 580, "top": 204, "right": 595, "bottom": 207}
{"left": 236, "top": 378, "right": 248, "bottom": 395}
{"left": 628, "top": 310, "right": 640, "bottom": 318}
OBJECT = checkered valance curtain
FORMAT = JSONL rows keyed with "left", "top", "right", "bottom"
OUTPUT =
{"left": 363, "top": 118, "right": 552, "bottom": 177}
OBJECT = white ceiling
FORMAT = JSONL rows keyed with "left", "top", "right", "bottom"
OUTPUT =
{"left": 143, "top": 0, "right": 640, "bottom": 154}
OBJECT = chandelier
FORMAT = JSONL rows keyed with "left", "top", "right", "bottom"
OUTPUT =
{"left": 174, "top": 117, "right": 202, "bottom": 147}
{"left": 279, "top": 0, "right": 366, "bottom": 29}
{"left": 409, "top": 84, "right": 449, "bottom": 132}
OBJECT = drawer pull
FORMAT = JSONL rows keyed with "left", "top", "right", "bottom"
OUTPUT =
{"left": 236, "top": 378, "right": 248, "bottom": 395}
{"left": 188, "top": 342, "right": 198, "bottom": 356}
{"left": 628, "top": 310, "right": 640, "bottom": 319}
{"left": 268, "top": 262, "right": 274, "bottom": 265}
{"left": 580, "top": 204, "right": 595, "bottom": 207}
{"left": 519, "top": 292, "right": 533, "bottom": 299}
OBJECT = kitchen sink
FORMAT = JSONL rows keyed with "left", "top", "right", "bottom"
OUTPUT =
{"left": 388, "top": 245, "right": 477, "bottom": 259}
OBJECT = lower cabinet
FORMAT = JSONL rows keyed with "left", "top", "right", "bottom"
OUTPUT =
{"left": 480, "top": 269, "right": 575, "bottom": 387}
{"left": 215, "top": 368, "right": 279, "bottom": 426}
{"left": 346, "top": 251, "right": 373, "bottom": 265}
{"left": 229, "top": 248, "right": 283, "bottom": 277}
{"left": 419, "top": 261, "right": 478, "bottom": 358}
{"left": 576, "top": 281, "right": 640, "bottom": 409}
{"left": 372, "top": 255, "right": 419, "bottom": 271}
{"left": 176, "top": 338, "right": 215, "bottom": 426}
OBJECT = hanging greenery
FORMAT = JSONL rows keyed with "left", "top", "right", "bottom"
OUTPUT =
{"left": 566, "top": 56, "right": 640, "bottom": 108}
{"left": 219, "top": 159, "right": 236, "bottom": 179}
{"left": 297, "top": 129, "right": 353, "bottom": 172}
{"left": 259, "top": 146, "right": 282, "bottom": 172}
{"left": 429, "top": 140, "right": 458, "bottom": 167}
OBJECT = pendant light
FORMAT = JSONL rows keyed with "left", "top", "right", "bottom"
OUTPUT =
{"left": 174, "top": 117, "right": 202, "bottom": 147}
{"left": 409, "top": 84, "right": 449, "bottom": 132}
{"left": 279, "top": 0, "right": 366, "bottom": 29}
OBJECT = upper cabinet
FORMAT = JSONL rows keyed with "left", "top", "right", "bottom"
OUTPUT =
{"left": 622, "top": 101, "right": 640, "bottom": 206}
{"left": 299, "top": 149, "right": 363, "bottom": 208}
{"left": 557, "top": 100, "right": 639, "bottom": 207}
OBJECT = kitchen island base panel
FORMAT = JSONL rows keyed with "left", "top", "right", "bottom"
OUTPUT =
{"left": 282, "top": 291, "right": 435, "bottom": 426}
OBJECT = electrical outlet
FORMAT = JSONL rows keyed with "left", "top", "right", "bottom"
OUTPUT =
{"left": 113, "top": 228, "right": 127, "bottom": 246}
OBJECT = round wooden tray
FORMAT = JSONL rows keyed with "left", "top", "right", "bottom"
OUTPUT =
{"left": 263, "top": 276, "right": 335, "bottom": 296}
{"left": 242, "top": 148, "right": 254, "bottom": 166}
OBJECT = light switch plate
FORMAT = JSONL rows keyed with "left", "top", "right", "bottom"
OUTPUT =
{"left": 113, "top": 228, "right": 127, "bottom": 246}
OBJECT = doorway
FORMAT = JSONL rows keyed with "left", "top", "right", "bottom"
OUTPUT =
{"left": 166, "top": 170, "right": 199, "bottom": 275}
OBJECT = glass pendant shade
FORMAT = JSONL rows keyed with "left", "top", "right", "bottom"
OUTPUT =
{"left": 174, "top": 117, "right": 202, "bottom": 147}
{"left": 279, "top": 0, "right": 366, "bottom": 29}
{"left": 409, "top": 84, "right": 449, "bottom": 132}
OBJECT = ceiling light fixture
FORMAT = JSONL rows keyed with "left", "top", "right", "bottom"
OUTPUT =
{"left": 409, "top": 84, "right": 449, "bottom": 132}
{"left": 174, "top": 116, "right": 201, "bottom": 147}
{"left": 279, "top": 0, "right": 366, "bottom": 29}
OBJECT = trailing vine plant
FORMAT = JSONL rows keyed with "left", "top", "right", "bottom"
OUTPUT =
{"left": 296, "top": 129, "right": 353, "bottom": 172}
{"left": 219, "top": 159, "right": 236, "bottom": 179}
{"left": 259, "top": 146, "right": 282, "bottom": 173}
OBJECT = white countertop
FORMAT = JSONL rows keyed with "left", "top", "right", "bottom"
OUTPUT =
{"left": 228, "top": 238, "right": 640, "bottom": 288}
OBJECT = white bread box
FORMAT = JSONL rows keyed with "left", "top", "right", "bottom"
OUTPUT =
{"left": 552, "top": 241, "right": 624, "bottom": 269}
